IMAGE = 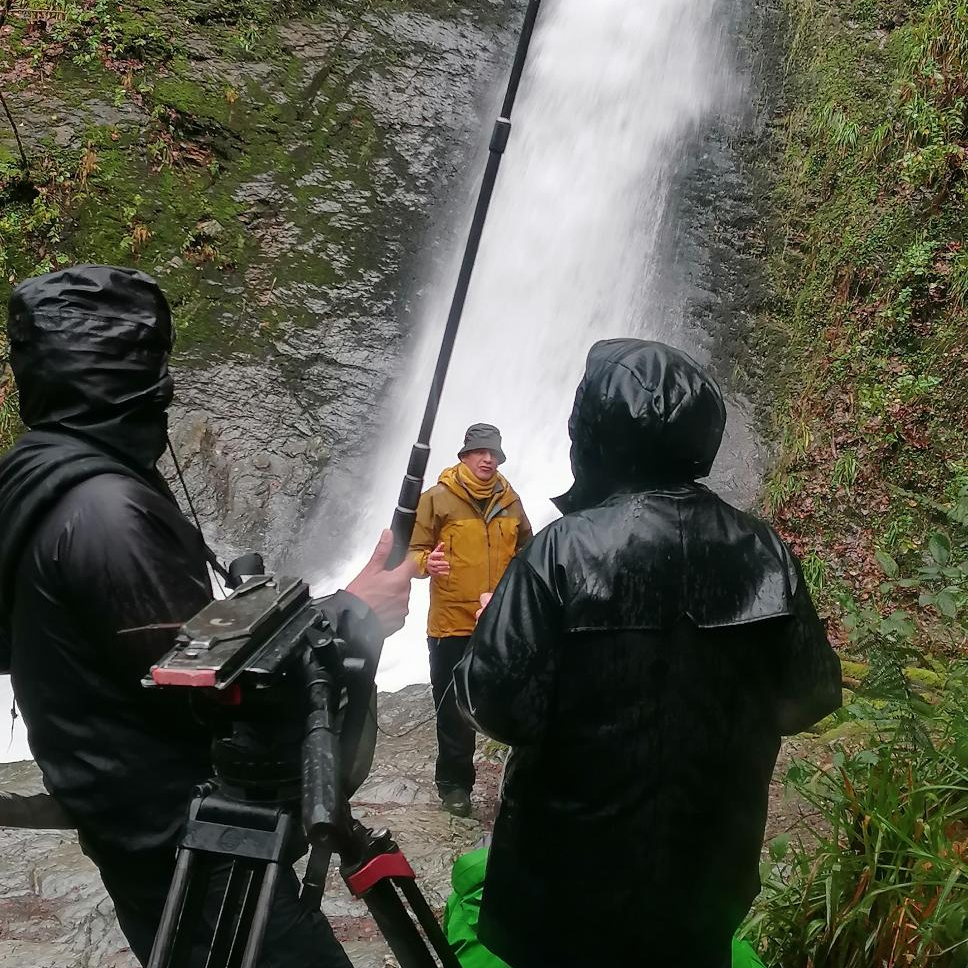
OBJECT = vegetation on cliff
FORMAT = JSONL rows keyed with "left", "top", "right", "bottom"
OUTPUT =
{"left": 1, "top": 0, "right": 281, "bottom": 448}
{"left": 763, "top": 0, "right": 967, "bottom": 656}
{"left": 748, "top": 0, "right": 968, "bottom": 962}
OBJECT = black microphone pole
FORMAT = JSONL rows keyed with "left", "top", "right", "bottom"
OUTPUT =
{"left": 386, "top": 0, "right": 544, "bottom": 568}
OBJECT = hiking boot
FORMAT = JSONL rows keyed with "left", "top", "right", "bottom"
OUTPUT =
{"left": 440, "top": 789, "right": 472, "bottom": 818}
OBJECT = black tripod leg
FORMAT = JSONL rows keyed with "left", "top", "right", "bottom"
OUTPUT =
{"left": 205, "top": 860, "right": 253, "bottom": 968}
{"left": 148, "top": 848, "right": 194, "bottom": 968}
{"left": 299, "top": 845, "right": 332, "bottom": 911}
{"left": 240, "top": 860, "right": 283, "bottom": 968}
{"left": 148, "top": 848, "right": 213, "bottom": 968}
{"left": 396, "top": 879, "right": 463, "bottom": 968}
{"left": 362, "top": 880, "right": 439, "bottom": 968}
{"left": 149, "top": 795, "right": 296, "bottom": 968}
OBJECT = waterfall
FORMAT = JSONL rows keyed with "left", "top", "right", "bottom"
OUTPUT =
{"left": 306, "top": 0, "right": 762, "bottom": 690}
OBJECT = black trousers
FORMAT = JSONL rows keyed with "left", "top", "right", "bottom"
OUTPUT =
{"left": 428, "top": 635, "right": 476, "bottom": 794}
{"left": 96, "top": 846, "right": 351, "bottom": 968}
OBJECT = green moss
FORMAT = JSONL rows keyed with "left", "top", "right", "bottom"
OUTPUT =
{"left": 152, "top": 67, "right": 239, "bottom": 133}
{"left": 0, "top": 0, "right": 511, "bottom": 458}
{"left": 815, "top": 717, "right": 878, "bottom": 744}
{"left": 840, "top": 659, "right": 946, "bottom": 693}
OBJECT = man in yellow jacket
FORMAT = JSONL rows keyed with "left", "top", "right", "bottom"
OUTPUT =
{"left": 410, "top": 424, "right": 532, "bottom": 817}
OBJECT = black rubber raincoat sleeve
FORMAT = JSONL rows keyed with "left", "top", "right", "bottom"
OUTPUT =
{"left": 59, "top": 481, "right": 213, "bottom": 683}
{"left": 0, "top": 791, "right": 75, "bottom": 829}
{"left": 772, "top": 571, "right": 843, "bottom": 735}
{"left": 454, "top": 554, "right": 560, "bottom": 747}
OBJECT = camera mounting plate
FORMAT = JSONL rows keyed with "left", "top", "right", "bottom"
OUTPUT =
{"left": 150, "top": 576, "right": 316, "bottom": 689}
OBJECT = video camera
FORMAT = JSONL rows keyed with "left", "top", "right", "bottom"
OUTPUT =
{"left": 144, "top": 571, "right": 460, "bottom": 968}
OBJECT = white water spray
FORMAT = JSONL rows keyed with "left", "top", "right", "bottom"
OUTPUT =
{"left": 0, "top": 1, "right": 759, "bottom": 764}
{"left": 310, "top": 0, "right": 754, "bottom": 690}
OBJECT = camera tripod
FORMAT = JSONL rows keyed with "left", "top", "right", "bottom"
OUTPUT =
{"left": 146, "top": 775, "right": 462, "bottom": 968}
{"left": 146, "top": 574, "right": 463, "bottom": 968}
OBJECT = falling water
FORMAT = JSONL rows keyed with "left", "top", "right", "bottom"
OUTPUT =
{"left": 0, "top": 0, "right": 766, "bottom": 765}
{"left": 306, "top": 0, "right": 763, "bottom": 689}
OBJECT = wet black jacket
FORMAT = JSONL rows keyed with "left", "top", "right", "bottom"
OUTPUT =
{"left": 456, "top": 340, "right": 842, "bottom": 968}
{"left": 0, "top": 267, "right": 379, "bottom": 865}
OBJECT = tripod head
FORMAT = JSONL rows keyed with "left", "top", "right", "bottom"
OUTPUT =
{"left": 147, "top": 575, "right": 378, "bottom": 849}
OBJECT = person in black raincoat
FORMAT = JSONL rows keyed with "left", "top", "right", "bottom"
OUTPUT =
{"left": 0, "top": 265, "right": 415, "bottom": 967}
{"left": 455, "top": 339, "right": 842, "bottom": 968}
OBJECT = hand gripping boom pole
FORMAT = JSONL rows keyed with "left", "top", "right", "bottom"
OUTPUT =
{"left": 386, "top": 0, "right": 544, "bottom": 568}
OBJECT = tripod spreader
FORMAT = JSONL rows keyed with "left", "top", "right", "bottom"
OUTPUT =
{"left": 148, "top": 786, "right": 464, "bottom": 968}
{"left": 147, "top": 788, "right": 296, "bottom": 968}
{"left": 341, "top": 823, "right": 464, "bottom": 968}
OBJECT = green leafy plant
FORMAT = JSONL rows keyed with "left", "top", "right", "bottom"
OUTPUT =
{"left": 803, "top": 551, "right": 829, "bottom": 596}
{"left": 0, "top": 359, "right": 21, "bottom": 456}
{"left": 746, "top": 485, "right": 968, "bottom": 964}
{"left": 813, "top": 101, "right": 863, "bottom": 152}
{"left": 889, "top": 489, "right": 968, "bottom": 627}
{"left": 832, "top": 450, "right": 860, "bottom": 493}
{"left": 744, "top": 673, "right": 968, "bottom": 966}
{"left": 766, "top": 472, "right": 805, "bottom": 514}
{"left": 951, "top": 248, "right": 968, "bottom": 307}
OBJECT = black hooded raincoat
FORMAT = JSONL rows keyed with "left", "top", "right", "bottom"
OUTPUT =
{"left": 0, "top": 266, "right": 365, "bottom": 967}
{"left": 456, "top": 340, "right": 842, "bottom": 968}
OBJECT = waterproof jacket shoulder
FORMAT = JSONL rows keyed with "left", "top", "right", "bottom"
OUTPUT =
{"left": 409, "top": 465, "right": 532, "bottom": 637}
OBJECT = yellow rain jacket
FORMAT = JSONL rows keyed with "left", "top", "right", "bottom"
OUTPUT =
{"left": 410, "top": 465, "right": 532, "bottom": 637}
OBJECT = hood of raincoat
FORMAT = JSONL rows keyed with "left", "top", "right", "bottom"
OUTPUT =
{"left": 0, "top": 266, "right": 176, "bottom": 667}
{"left": 555, "top": 339, "right": 727, "bottom": 513}
{"left": 8, "top": 264, "right": 175, "bottom": 468}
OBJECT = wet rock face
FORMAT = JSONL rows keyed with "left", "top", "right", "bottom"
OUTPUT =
{"left": 643, "top": 0, "right": 787, "bottom": 511}
{"left": 163, "top": 4, "right": 528, "bottom": 565}
{"left": 0, "top": 687, "right": 503, "bottom": 968}
{"left": 4, "top": 1, "right": 525, "bottom": 565}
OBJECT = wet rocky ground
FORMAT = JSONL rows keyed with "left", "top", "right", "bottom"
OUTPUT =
{"left": 0, "top": 681, "right": 827, "bottom": 968}
{"left": 0, "top": 685, "right": 502, "bottom": 968}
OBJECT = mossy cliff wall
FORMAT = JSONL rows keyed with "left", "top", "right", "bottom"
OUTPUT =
{"left": 0, "top": 0, "right": 522, "bottom": 559}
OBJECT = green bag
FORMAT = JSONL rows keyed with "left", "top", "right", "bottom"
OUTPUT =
{"left": 443, "top": 847, "right": 767, "bottom": 968}
{"left": 732, "top": 937, "right": 767, "bottom": 968}
{"left": 443, "top": 848, "right": 511, "bottom": 968}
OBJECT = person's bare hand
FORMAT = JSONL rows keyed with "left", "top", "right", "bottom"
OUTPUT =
{"left": 426, "top": 542, "right": 451, "bottom": 577}
{"left": 345, "top": 530, "right": 417, "bottom": 637}
{"left": 475, "top": 592, "right": 493, "bottom": 622}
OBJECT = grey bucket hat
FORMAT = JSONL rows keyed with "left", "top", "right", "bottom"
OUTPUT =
{"left": 458, "top": 423, "right": 506, "bottom": 465}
